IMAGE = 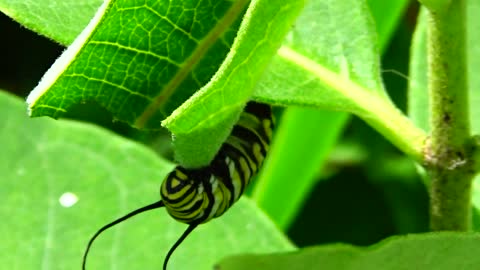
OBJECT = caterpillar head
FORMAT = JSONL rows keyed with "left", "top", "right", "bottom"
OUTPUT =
{"left": 82, "top": 168, "right": 202, "bottom": 270}
{"left": 160, "top": 167, "right": 212, "bottom": 224}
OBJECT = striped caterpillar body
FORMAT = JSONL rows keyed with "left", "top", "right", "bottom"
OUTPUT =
{"left": 82, "top": 102, "right": 273, "bottom": 270}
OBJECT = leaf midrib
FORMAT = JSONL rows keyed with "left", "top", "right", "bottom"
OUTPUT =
{"left": 134, "top": 0, "right": 251, "bottom": 128}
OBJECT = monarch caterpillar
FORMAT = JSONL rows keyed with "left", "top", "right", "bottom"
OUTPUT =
{"left": 82, "top": 101, "right": 273, "bottom": 270}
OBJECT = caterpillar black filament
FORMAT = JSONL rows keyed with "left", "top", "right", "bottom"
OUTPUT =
{"left": 82, "top": 101, "right": 273, "bottom": 270}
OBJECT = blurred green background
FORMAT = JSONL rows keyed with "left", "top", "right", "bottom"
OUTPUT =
{"left": 0, "top": 0, "right": 428, "bottom": 248}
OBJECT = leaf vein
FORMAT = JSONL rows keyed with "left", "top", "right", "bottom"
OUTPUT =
{"left": 88, "top": 40, "right": 182, "bottom": 67}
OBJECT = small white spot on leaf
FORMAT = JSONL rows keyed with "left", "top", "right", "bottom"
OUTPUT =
{"left": 59, "top": 192, "right": 78, "bottom": 208}
{"left": 16, "top": 167, "right": 25, "bottom": 176}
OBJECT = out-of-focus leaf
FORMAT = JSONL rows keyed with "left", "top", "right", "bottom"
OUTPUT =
{"left": 0, "top": 91, "right": 293, "bottom": 270}
{"left": 253, "top": 108, "right": 348, "bottom": 229}
{"left": 408, "top": 8, "right": 429, "bottom": 131}
{"left": 0, "top": 0, "right": 101, "bottom": 45}
{"left": 367, "top": 0, "right": 409, "bottom": 49}
{"left": 217, "top": 233, "right": 480, "bottom": 270}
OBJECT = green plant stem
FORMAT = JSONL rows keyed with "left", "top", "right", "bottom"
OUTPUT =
{"left": 426, "top": 0, "right": 473, "bottom": 231}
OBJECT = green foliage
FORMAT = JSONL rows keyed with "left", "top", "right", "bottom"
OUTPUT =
{"left": 23, "top": 0, "right": 305, "bottom": 168}
{"left": 18, "top": 0, "right": 424, "bottom": 168}
{"left": 218, "top": 233, "right": 480, "bottom": 270}
{"left": 163, "top": 0, "right": 306, "bottom": 167}
{"left": 0, "top": 0, "right": 101, "bottom": 45}
{"left": 252, "top": 0, "right": 410, "bottom": 229}
{"left": 25, "top": 0, "right": 243, "bottom": 127}
{"left": 253, "top": 108, "right": 348, "bottom": 229}
{"left": 1, "top": 0, "right": 479, "bottom": 269}
{"left": 0, "top": 91, "right": 293, "bottom": 270}
{"left": 367, "top": 0, "right": 409, "bottom": 46}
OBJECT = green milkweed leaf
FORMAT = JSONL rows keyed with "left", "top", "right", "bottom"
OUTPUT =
{"left": 25, "top": 0, "right": 245, "bottom": 130}
{"left": 162, "top": 0, "right": 306, "bottom": 167}
{"left": 4, "top": 0, "right": 423, "bottom": 166}
{"left": 20, "top": 0, "right": 305, "bottom": 168}
{"left": 217, "top": 233, "right": 480, "bottom": 270}
{"left": 367, "top": 0, "right": 409, "bottom": 47}
{"left": 0, "top": 0, "right": 101, "bottom": 45}
{"left": 252, "top": 0, "right": 412, "bottom": 229}
{"left": 0, "top": 90, "right": 294, "bottom": 270}
{"left": 250, "top": 0, "right": 425, "bottom": 161}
